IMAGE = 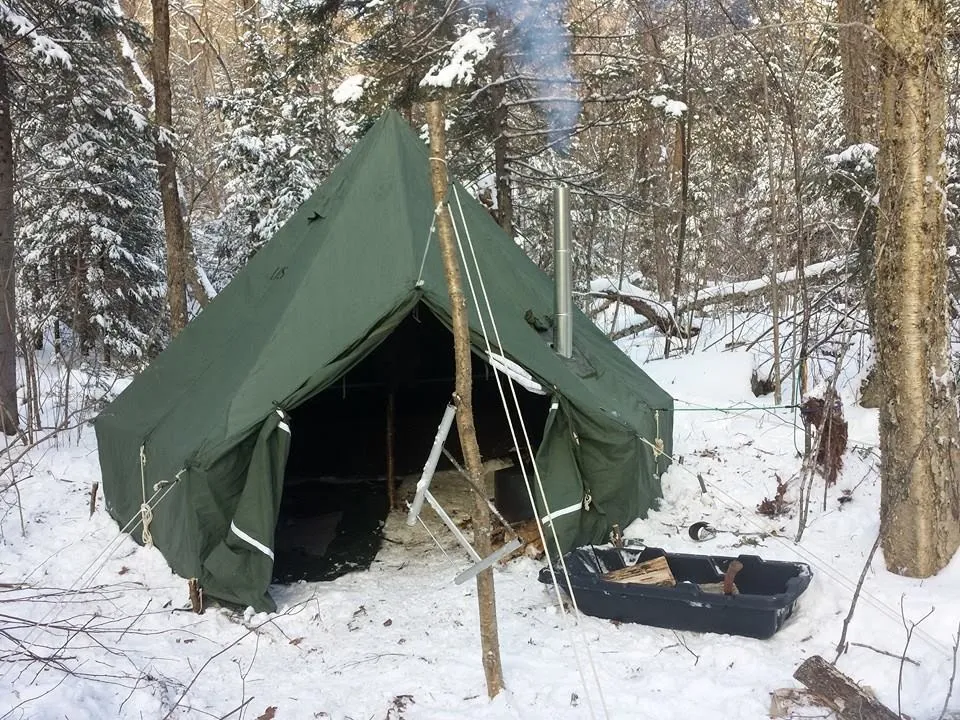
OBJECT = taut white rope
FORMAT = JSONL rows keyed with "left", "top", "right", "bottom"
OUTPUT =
{"left": 415, "top": 214, "right": 438, "bottom": 287}
{"left": 449, "top": 187, "right": 609, "bottom": 720}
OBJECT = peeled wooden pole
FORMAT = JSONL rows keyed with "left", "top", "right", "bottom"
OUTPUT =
{"left": 425, "top": 100, "right": 504, "bottom": 698}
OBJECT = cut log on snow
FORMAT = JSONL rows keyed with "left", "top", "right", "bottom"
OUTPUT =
{"left": 793, "top": 655, "right": 899, "bottom": 720}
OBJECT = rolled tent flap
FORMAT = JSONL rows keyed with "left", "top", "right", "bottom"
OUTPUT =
{"left": 201, "top": 408, "right": 291, "bottom": 611}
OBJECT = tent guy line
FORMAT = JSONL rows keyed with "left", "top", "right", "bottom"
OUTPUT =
{"left": 449, "top": 184, "right": 609, "bottom": 720}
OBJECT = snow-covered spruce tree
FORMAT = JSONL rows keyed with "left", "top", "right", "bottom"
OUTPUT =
{"left": 13, "top": 0, "right": 165, "bottom": 367}
{"left": 205, "top": 3, "right": 346, "bottom": 286}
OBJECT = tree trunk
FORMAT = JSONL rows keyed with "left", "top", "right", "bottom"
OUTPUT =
{"left": 489, "top": 9, "right": 513, "bottom": 237}
{"left": 182, "top": 219, "right": 211, "bottom": 308}
{"left": 874, "top": 0, "right": 960, "bottom": 576}
{"left": 114, "top": 14, "right": 211, "bottom": 313}
{"left": 838, "top": 0, "right": 882, "bottom": 407}
{"left": 664, "top": 2, "right": 691, "bottom": 359}
{"left": 664, "top": 112, "right": 689, "bottom": 359}
{"left": 151, "top": 0, "right": 189, "bottom": 336}
{"left": 425, "top": 100, "right": 504, "bottom": 699}
{"left": 0, "top": 47, "right": 19, "bottom": 435}
{"left": 786, "top": 103, "right": 811, "bottom": 428}
{"left": 838, "top": 0, "right": 879, "bottom": 144}
{"left": 763, "top": 74, "right": 783, "bottom": 404}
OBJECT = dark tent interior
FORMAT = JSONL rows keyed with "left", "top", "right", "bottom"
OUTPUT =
{"left": 272, "top": 303, "right": 552, "bottom": 583}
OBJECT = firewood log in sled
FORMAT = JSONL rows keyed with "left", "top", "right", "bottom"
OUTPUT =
{"left": 699, "top": 560, "right": 744, "bottom": 595}
{"left": 603, "top": 556, "right": 677, "bottom": 586}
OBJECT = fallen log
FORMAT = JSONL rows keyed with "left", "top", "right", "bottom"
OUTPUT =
{"left": 793, "top": 655, "right": 899, "bottom": 720}
{"left": 590, "top": 291, "right": 698, "bottom": 339}
{"left": 599, "top": 255, "right": 849, "bottom": 340}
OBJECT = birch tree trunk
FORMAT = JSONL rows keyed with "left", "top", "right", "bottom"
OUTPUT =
{"left": 874, "top": 0, "right": 960, "bottom": 576}
{"left": 151, "top": 0, "right": 189, "bottom": 336}
{"left": 425, "top": 100, "right": 504, "bottom": 698}
{"left": 0, "top": 47, "right": 18, "bottom": 435}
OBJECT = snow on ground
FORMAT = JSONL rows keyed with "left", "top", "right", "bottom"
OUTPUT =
{"left": 1, "top": 337, "right": 959, "bottom": 719}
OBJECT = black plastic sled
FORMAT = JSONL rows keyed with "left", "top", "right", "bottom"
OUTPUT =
{"left": 538, "top": 544, "right": 812, "bottom": 639}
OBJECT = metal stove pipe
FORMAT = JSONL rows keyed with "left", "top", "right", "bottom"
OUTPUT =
{"left": 553, "top": 185, "right": 573, "bottom": 358}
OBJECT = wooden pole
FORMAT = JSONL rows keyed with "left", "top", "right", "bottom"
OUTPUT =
{"left": 425, "top": 100, "right": 504, "bottom": 698}
{"left": 386, "top": 390, "right": 396, "bottom": 509}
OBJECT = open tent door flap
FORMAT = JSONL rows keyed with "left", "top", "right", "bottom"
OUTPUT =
{"left": 406, "top": 400, "right": 523, "bottom": 584}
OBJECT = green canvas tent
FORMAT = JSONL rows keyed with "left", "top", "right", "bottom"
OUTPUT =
{"left": 95, "top": 110, "right": 673, "bottom": 612}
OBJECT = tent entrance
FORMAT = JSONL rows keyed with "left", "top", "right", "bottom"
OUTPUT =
{"left": 272, "top": 304, "right": 550, "bottom": 583}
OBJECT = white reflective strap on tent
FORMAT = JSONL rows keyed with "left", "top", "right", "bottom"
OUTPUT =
{"left": 541, "top": 501, "right": 582, "bottom": 525}
{"left": 276, "top": 408, "right": 290, "bottom": 434}
{"left": 230, "top": 521, "right": 275, "bottom": 559}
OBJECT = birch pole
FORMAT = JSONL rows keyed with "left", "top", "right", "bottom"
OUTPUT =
{"left": 425, "top": 100, "right": 505, "bottom": 698}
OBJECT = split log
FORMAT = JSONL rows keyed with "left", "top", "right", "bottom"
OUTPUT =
{"left": 723, "top": 559, "right": 743, "bottom": 594}
{"left": 604, "top": 556, "right": 676, "bottom": 586}
{"left": 793, "top": 655, "right": 898, "bottom": 720}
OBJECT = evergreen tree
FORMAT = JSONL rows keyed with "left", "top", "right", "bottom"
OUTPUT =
{"left": 205, "top": 3, "right": 346, "bottom": 285}
{"left": 12, "top": 0, "right": 165, "bottom": 366}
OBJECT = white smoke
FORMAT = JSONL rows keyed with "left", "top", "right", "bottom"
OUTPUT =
{"left": 497, "top": 0, "right": 580, "bottom": 150}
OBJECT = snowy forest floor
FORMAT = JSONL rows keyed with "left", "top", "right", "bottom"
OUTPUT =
{"left": 2, "top": 325, "right": 960, "bottom": 719}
